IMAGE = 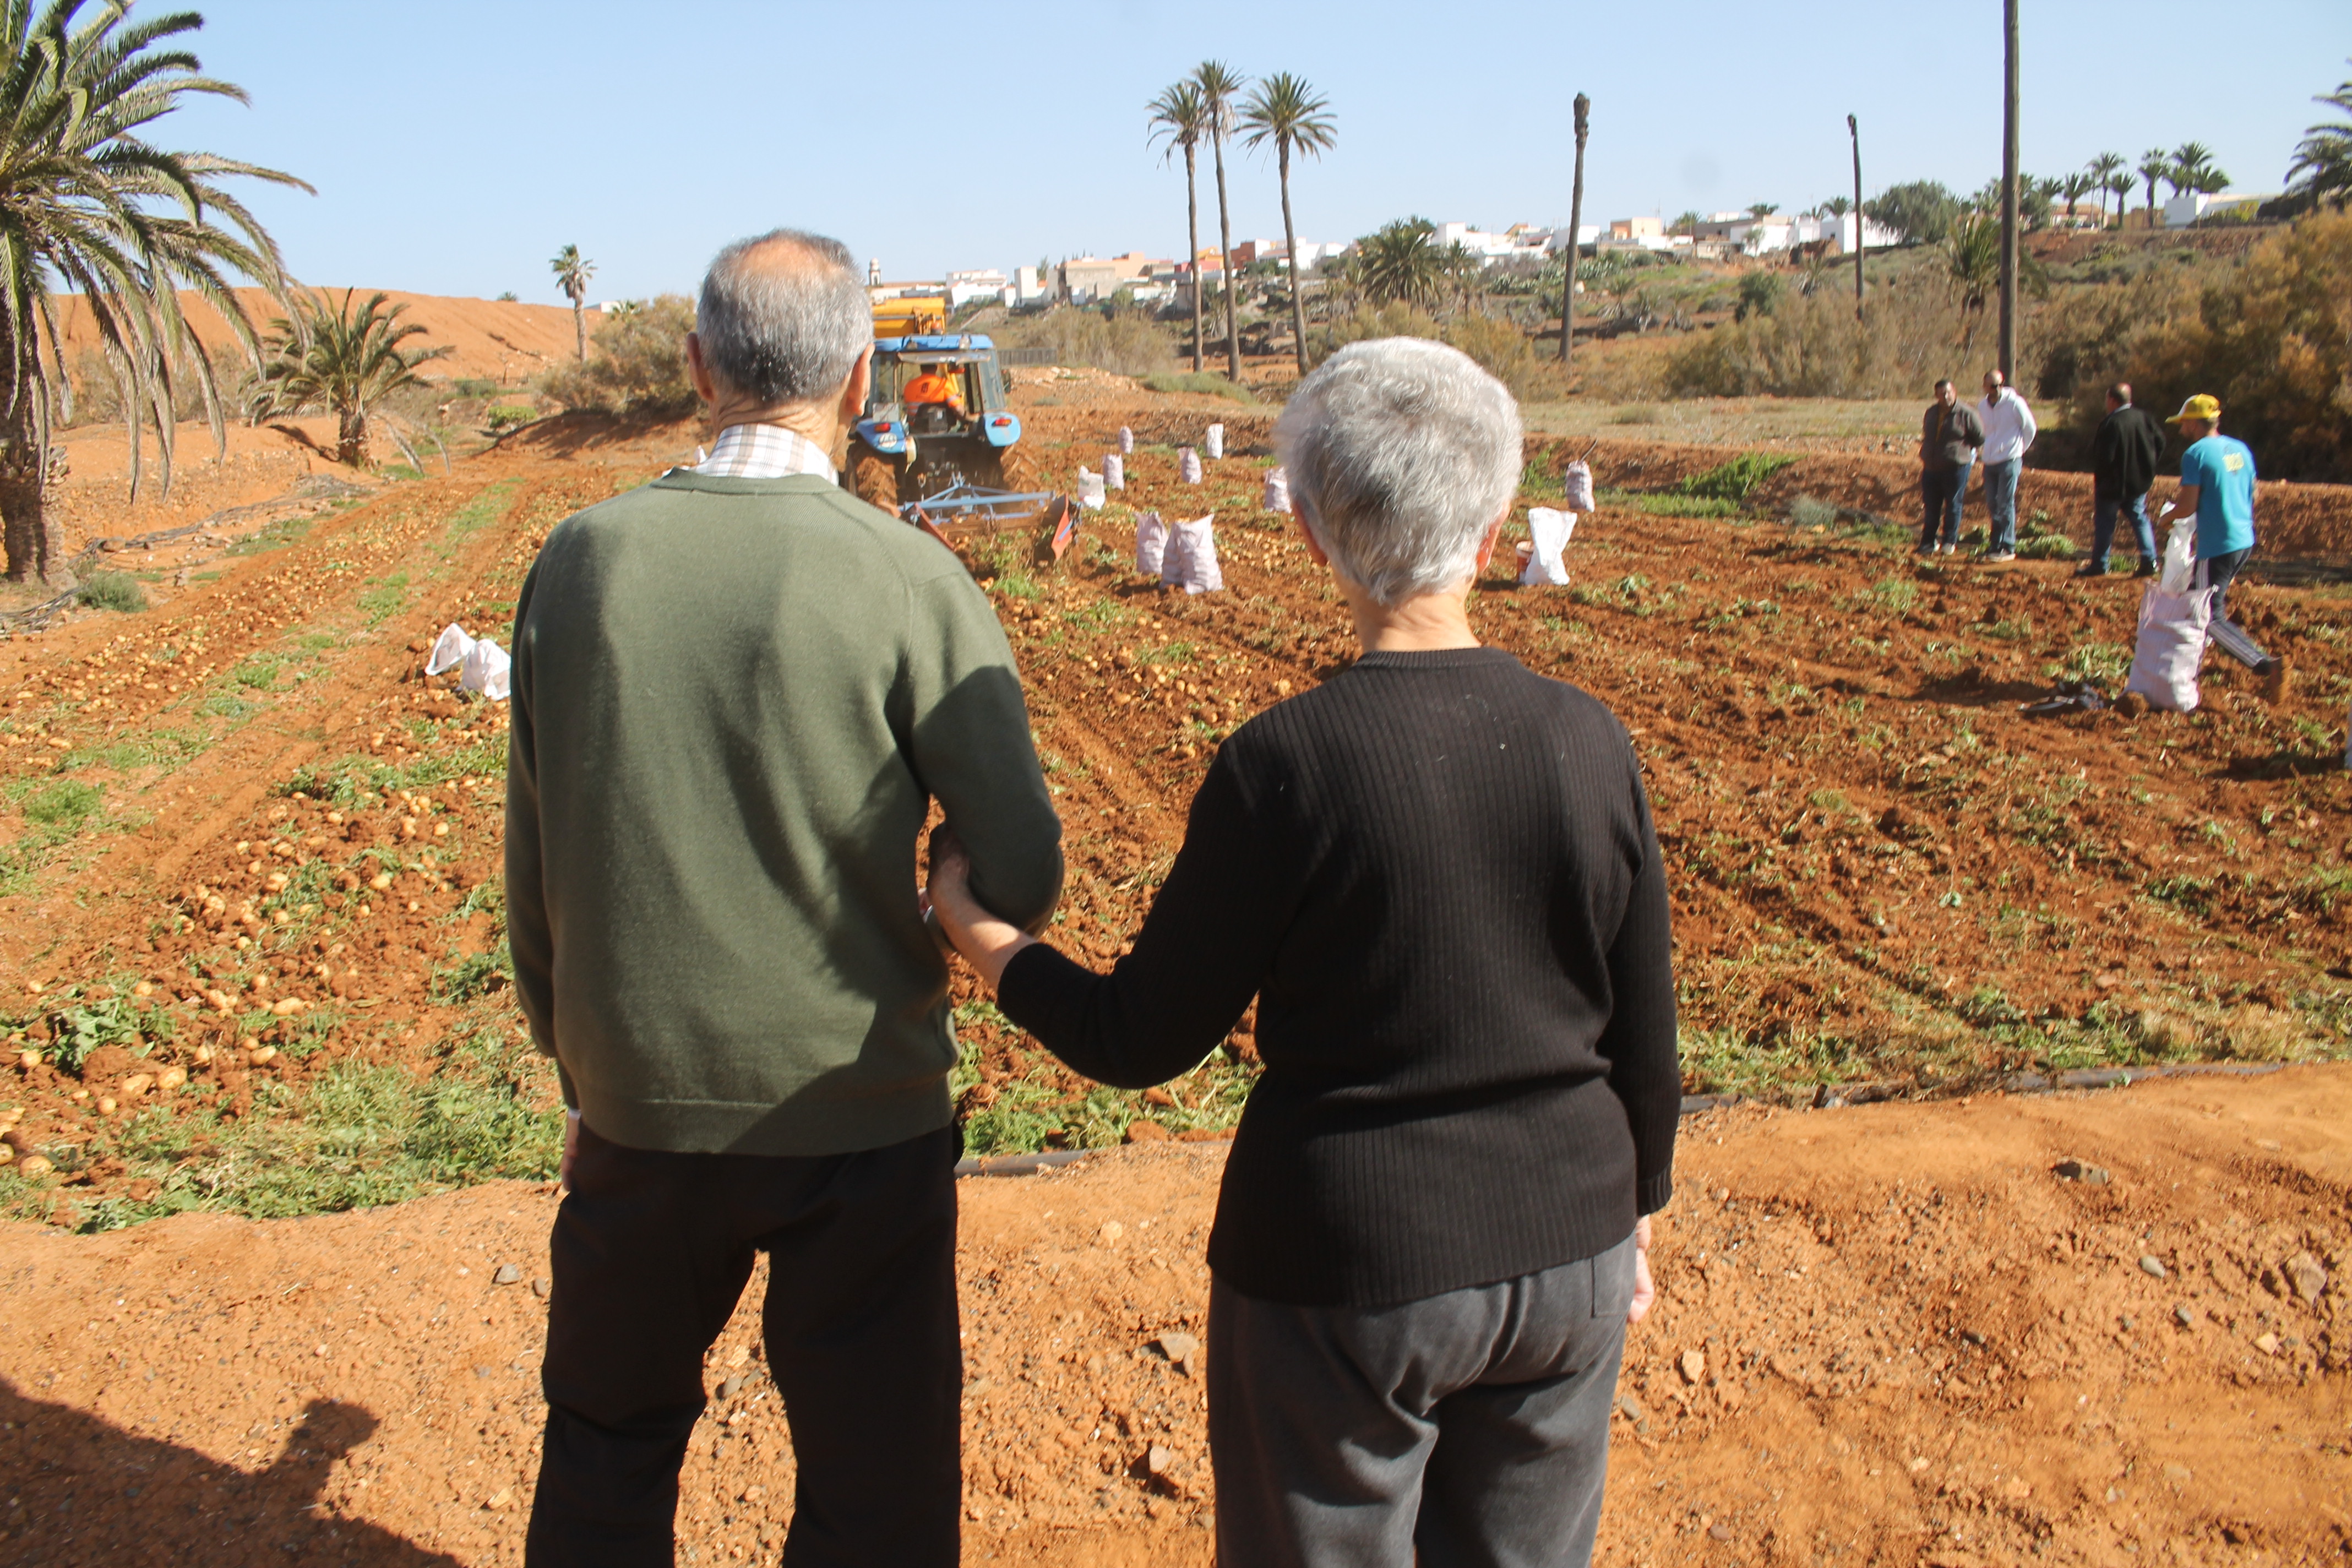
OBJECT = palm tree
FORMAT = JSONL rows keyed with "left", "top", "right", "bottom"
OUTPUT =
{"left": 549, "top": 245, "right": 594, "bottom": 363}
{"left": 0, "top": 0, "right": 307, "bottom": 582}
{"left": 1355, "top": 218, "right": 1441, "bottom": 307}
{"left": 1747, "top": 202, "right": 1779, "bottom": 216}
{"left": 2087, "top": 152, "right": 2127, "bottom": 225}
{"left": 244, "top": 291, "right": 452, "bottom": 467}
{"left": 1191, "top": 60, "right": 1248, "bottom": 381}
{"left": 1942, "top": 210, "right": 2001, "bottom": 356}
{"left": 1238, "top": 73, "right": 1336, "bottom": 379}
{"left": 1147, "top": 81, "right": 1211, "bottom": 373}
{"left": 2286, "top": 63, "right": 2352, "bottom": 210}
{"left": 2137, "top": 149, "right": 2171, "bottom": 228}
{"left": 1560, "top": 93, "right": 1590, "bottom": 364}
{"left": 2060, "top": 171, "right": 2093, "bottom": 226}
{"left": 1822, "top": 195, "right": 1853, "bottom": 217}
{"left": 2169, "top": 141, "right": 2227, "bottom": 198}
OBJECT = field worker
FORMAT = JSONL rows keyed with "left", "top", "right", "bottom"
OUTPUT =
{"left": 926, "top": 337, "right": 1680, "bottom": 1568}
{"left": 2079, "top": 381, "right": 2164, "bottom": 579}
{"left": 1918, "top": 378, "right": 1984, "bottom": 557}
{"left": 1976, "top": 368, "right": 2038, "bottom": 563}
{"left": 902, "top": 362, "right": 964, "bottom": 413}
{"left": 508, "top": 227, "right": 1063, "bottom": 1567}
{"left": 2168, "top": 393, "right": 2287, "bottom": 702}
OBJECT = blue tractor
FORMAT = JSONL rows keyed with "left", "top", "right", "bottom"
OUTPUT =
{"left": 846, "top": 334, "right": 1047, "bottom": 529}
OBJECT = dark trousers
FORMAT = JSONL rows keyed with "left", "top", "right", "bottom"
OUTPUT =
{"left": 1207, "top": 1234, "right": 1636, "bottom": 1568}
{"left": 2092, "top": 489, "right": 2154, "bottom": 569}
{"left": 1919, "top": 462, "right": 1970, "bottom": 550}
{"left": 2195, "top": 547, "right": 2273, "bottom": 671}
{"left": 527, "top": 1123, "right": 963, "bottom": 1568}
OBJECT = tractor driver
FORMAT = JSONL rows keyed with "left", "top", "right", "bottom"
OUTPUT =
{"left": 901, "top": 362, "right": 965, "bottom": 416}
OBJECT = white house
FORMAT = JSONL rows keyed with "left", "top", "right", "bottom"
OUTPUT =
{"left": 2164, "top": 190, "right": 2278, "bottom": 227}
{"left": 946, "top": 268, "right": 1008, "bottom": 309}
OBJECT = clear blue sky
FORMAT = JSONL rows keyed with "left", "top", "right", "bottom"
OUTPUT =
{"left": 172, "top": 0, "right": 2346, "bottom": 303}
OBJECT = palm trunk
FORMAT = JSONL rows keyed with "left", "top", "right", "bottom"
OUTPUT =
{"left": 1996, "top": 0, "right": 2019, "bottom": 385}
{"left": 572, "top": 298, "right": 587, "bottom": 363}
{"left": 1560, "top": 94, "right": 1590, "bottom": 364}
{"left": 0, "top": 388, "right": 57, "bottom": 584}
{"left": 1276, "top": 143, "right": 1310, "bottom": 379}
{"left": 337, "top": 407, "right": 366, "bottom": 468}
{"left": 1212, "top": 128, "right": 1239, "bottom": 381}
{"left": 1186, "top": 145, "right": 1204, "bottom": 374}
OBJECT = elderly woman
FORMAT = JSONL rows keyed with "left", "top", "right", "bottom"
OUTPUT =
{"left": 928, "top": 337, "right": 1678, "bottom": 1568}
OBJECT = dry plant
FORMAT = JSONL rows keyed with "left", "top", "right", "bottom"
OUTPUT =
{"left": 540, "top": 295, "right": 699, "bottom": 417}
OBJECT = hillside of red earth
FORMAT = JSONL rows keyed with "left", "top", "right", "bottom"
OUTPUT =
{"left": 0, "top": 379, "right": 2343, "bottom": 1562}
{"left": 1, "top": 1065, "right": 2343, "bottom": 1566}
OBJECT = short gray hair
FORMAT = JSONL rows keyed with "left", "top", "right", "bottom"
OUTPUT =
{"left": 696, "top": 228, "right": 870, "bottom": 403}
{"left": 1274, "top": 338, "right": 1522, "bottom": 605}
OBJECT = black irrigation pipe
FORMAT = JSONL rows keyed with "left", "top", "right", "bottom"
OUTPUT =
{"left": 955, "top": 1060, "right": 2290, "bottom": 1178}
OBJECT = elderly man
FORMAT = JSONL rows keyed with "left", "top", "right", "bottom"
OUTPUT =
{"left": 509, "top": 228, "right": 1063, "bottom": 1566}
{"left": 2080, "top": 381, "right": 2165, "bottom": 578}
{"left": 1918, "top": 378, "right": 1984, "bottom": 557}
{"left": 926, "top": 338, "right": 1679, "bottom": 1568}
{"left": 1977, "top": 368, "right": 2037, "bottom": 563}
{"left": 2168, "top": 393, "right": 2286, "bottom": 701}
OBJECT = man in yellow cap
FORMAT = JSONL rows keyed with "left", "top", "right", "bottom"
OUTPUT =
{"left": 2168, "top": 393, "right": 2285, "bottom": 701}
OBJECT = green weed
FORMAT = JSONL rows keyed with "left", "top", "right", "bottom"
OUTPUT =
{"left": 77, "top": 573, "right": 149, "bottom": 613}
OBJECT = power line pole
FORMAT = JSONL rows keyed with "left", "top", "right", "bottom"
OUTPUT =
{"left": 1848, "top": 113, "right": 1865, "bottom": 318}
{"left": 1559, "top": 92, "right": 1589, "bottom": 366}
{"left": 1998, "top": 0, "right": 2021, "bottom": 382}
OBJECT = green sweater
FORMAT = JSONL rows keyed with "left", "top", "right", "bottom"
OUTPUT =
{"left": 505, "top": 471, "right": 1063, "bottom": 1156}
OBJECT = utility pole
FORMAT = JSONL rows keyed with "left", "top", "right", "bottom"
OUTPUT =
{"left": 1848, "top": 114, "right": 1865, "bottom": 318}
{"left": 1997, "top": 0, "right": 2021, "bottom": 382}
{"left": 1559, "top": 92, "right": 1589, "bottom": 366}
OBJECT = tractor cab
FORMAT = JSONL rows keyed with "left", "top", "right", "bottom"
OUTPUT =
{"left": 853, "top": 335, "right": 1020, "bottom": 465}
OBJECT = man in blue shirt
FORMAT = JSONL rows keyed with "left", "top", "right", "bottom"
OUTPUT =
{"left": 2168, "top": 393, "right": 2284, "bottom": 701}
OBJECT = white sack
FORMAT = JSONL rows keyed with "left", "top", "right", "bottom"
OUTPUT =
{"left": 1166, "top": 515, "right": 1223, "bottom": 594}
{"left": 1134, "top": 511, "right": 1168, "bottom": 576}
{"left": 2125, "top": 585, "right": 2209, "bottom": 713}
{"left": 1204, "top": 423, "right": 1225, "bottom": 461}
{"left": 1103, "top": 453, "right": 1125, "bottom": 491}
{"left": 1118, "top": 426, "right": 1134, "bottom": 454}
{"left": 1519, "top": 508, "right": 1576, "bottom": 586}
{"left": 1262, "top": 466, "right": 1291, "bottom": 514}
{"left": 1077, "top": 467, "right": 1106, "bottom": 510}
{"left": 1562, "top": 460, "right": 1596, "bottom": 512}
{"left": 2157, "top": 519, "right": 2196, "bottom": 595}
{"left": 459, "top": 638, "right": 513, "bottom": 703}
{"left": 426, "top": 623, "right": 474, "bottom": 676}
{"left": 1178, "top": 446, "right": 1202, "bottom": 484}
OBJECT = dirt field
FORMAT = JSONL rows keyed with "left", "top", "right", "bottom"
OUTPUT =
{"left": 0, "top": 372, "right": 2346, "bottom": 1560}
{"left": 2, "top": 1065, "right": 2344, "bottom": 1566}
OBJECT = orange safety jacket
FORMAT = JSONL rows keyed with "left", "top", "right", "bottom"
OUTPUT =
{"left": 903, "top": 372, "right": 963, "bottom": 411}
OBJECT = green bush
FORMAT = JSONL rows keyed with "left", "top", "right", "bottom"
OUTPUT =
{"left": 484, "top": 404, "right": 536, "bottom": 432}
{"left": 77, "top": 572, "right": 147, "bottom": 612}
{"left": 1788, "top": 495, "right": 1838, "bottom": 529}
{"left": 1141, "top": 371, "right": 1258, "bottom": 403}
{"left": 540, "top": 294, "right": 698, "bottom": 416}
{"left": 453, "top": 377, "right": 497, "bottom": 398}
{"left": 23, "top": 780, "right": 100, "bottom": 829}
{"left": 1672, "top": 453, "right": 1797, "bottom": 503}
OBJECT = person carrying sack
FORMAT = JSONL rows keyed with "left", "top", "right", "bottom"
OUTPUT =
{"left": 2166, "top": 393, "right": 2286, "bottom": 703}
{"left": 926, "top": 338, "right": 1679, "bottom": 1568}
{"left": 508, "top": 228, "right": 1064, "bottom": 1567}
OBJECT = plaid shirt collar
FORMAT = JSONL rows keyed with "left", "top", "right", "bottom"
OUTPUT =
{"left": 691, "top": 423, "right": 837, "bottom": 480}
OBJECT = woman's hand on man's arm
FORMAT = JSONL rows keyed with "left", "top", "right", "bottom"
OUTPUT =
{"left": 924, "top": 826, "right": 1038, "bottom": 992}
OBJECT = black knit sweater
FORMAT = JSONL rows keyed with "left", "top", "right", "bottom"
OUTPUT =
{"left": 998, "top": 646, "right": 1679, "bottom": 1308}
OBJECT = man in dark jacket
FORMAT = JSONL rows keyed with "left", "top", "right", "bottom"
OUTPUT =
{"left": 2079, "top": 382, "right": 2166, "bottom": 578}
{"left": 1918, "top": 378, "right": 1985, "bottom": 556}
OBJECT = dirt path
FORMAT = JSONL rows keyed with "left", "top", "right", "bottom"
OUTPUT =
{"left": 1, "top": 1065, "right": 2343, "bottom": 1566}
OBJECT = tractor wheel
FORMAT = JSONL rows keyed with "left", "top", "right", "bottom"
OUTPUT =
{"left": 850, "top": 451, "right": 902, "bottom": 513}
{"left": 995, "top": 442, "right": 1041, "bottom": 497}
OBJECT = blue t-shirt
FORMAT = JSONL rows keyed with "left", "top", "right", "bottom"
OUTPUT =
{"left": 2181, "top": 434, "right": 2256, "bottom": 557}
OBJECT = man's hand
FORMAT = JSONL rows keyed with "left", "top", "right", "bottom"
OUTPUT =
{"left": 562, "top": 1109, "right": 581, "bottom": 1188}
{"left": 1627, "top": 1215, "right": 1656, "bottom": 1324}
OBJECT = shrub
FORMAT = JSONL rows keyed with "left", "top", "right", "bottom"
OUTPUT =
{"left": 1141, "top": 371, "right": 1258, "bottom": 403}
{"left": 1673, "top": 453, "right": 1796, "bottom": 503}
{"left": 1310, "top": 303, "right": 1564, "bottom": 402}
{"left": 1734, "top": 272, "right": 1785, "bottom": 322}
{"left": 77, "top": 572, "right": 148, "bottom": 612}
{"left": 484, "top": 404, "right": 536, "bottom": 432}
{"left": 23, "top": 780, "right": 100, "bottom": 829}
{"left": 453, "top": 377, "right": 497, "bottom": 398}
{"left": 1788, "top": 495, "right": 1838, "bottom": 529}
{"left": 540, "top": 294, "right": 698, "bottom": 416}
{"left": 2016, "top": 510, "right": 2078, "bottom": 559}
{"left": 992, "top": 307, "right": 1173, "bottom": 378}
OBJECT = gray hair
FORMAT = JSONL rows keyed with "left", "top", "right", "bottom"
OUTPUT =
{"left": 1275, "top": 339, "right": 1522, "bottom": 606}
{"left": 696, "top": 228, "right": 870, "bottom": 403}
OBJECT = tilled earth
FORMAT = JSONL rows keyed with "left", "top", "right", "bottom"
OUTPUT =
{"left": 0, "top": 1065, "right": 2344, "bottom": 1566}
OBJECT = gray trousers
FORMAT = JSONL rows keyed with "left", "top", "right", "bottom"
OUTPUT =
{"left": 1208, "top": 1233, "right": 1637, "bottom": 1568}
